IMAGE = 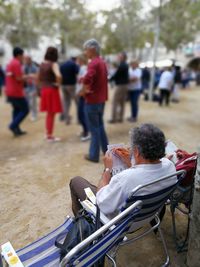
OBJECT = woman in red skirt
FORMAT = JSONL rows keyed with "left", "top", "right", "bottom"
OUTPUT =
{"left": 38, "top": 47, "right": 62, "bottom": 141}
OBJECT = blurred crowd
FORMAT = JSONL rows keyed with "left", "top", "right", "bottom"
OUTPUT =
{"left": 0, "top": 40, "right": 199, "bottom": 162}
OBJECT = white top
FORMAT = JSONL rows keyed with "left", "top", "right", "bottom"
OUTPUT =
{"left": 128, "top": 67, "right": 142, "bottom": 90}
{"left": 76, "top": 65, "right": 87, "bottom": 94}
{"left": 96, "top": 158, "right": 176, "bottom": 218}
{"left": 158, "top": 70, "right": 174, "bottom": 90}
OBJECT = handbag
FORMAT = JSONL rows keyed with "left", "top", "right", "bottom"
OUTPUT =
{"left": 175, "top": 149, "right": 197, "bottom": 187}
{"left": 55, "top": 207, "right": 104, "bottom": 266}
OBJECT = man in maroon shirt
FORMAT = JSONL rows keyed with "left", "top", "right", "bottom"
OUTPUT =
{"left": 82, "top": 39, "right": 109, "bottom": 162}
{"left": 5, "top": 47, "right": 29, "bottom": 136}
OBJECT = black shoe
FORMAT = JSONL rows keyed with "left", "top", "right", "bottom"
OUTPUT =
{"left": 59, "top": 114, "right": 65, "bottom": 121}
{"left": 17, "top": 128, "right": 27, "bottom": 135}
{"left": 84, "top": 155, "right": 99, "bottom": 163}
{"left": 9, "top": 127, "right": 21, "bottom": 137}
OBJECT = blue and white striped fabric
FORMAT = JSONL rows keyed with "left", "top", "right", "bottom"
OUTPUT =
{"left": 65, "top": 206, "right": 141, "bottom": 267}
{"left": 66, "top": 186, "right": 177, "bottom": 266}
{"left": 16, "top": 217, "right": 73, "bottom": 267}
{"left": 125, "top": 183, "right": 176, "bottom": 222}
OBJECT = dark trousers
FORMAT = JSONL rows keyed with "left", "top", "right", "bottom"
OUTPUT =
{"left": 70, "top": 176, "right": 97, "bottom": 216}
{"left": 159, "top": 89, "right": 170, "bottom": 106}
{"left": 7, "top": 97, "right": 29, "bottom": 130}
{"left": 129, "top": 90, "right": 141, "bottom": 119}
{"left": 77, "top": 96, "right": 89, "bottom": 135}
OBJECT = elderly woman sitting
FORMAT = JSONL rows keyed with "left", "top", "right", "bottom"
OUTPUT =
{"left": 69, "top": 123, "right": 177, "bottom": 218}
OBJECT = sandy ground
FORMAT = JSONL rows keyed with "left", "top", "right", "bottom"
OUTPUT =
{"left": 0, "top": 85, "right": 200, "bottom": 266}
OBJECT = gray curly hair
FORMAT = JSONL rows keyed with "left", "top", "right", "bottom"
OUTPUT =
{"left": 83, "top": 39, "right": 100, "bottom": 55}
{"left": 130, "top": 123, "right": 166, "bottom": 161}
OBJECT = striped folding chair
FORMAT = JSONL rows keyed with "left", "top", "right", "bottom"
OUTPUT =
{"left": 1, "top": 217, "right": 73, "bottom": 267}
{"left": 1, "top": 171, "right": 185, "bottom": 267}
{"left": 61, "top": 170, "right": 185, "bottom": 267}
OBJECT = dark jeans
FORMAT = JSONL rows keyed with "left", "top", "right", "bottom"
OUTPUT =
{"left": 159, "top": 89, "right": 170, "bottom": 106}
{"left": 78, "top": 96, "right": 89, "bottom": 135}
{"left": 85, "top": 103, "right": 108, "bottom": 161}
{"left": 7, "top": 97, "right": 29, "bottom": 130}
{"left": 129, "top": 90, "right": 141, "bottom": 119}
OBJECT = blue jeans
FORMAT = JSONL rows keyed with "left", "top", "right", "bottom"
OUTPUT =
{"left": 78, "top": 97, "right": 89, "bottom": 135}
{"left": 85, "top": 103, "right": 108, "bottom": 161}
{"left": 7, "top": 97, "right": 29, "bottom": 130}
{"left": 129, "top": 90, "right": 141, "bottom": 119}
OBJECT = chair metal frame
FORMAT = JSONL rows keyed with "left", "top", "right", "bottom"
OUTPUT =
{"left": 170, "top": 160, "right": 197, "bottom": 252}
{"left": 61, "top": 170, "right": 186, "bottom": 267}
{"left": 60, "top": 200, "right": 143, "bottom": 267}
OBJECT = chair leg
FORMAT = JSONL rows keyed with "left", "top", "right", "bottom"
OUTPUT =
{"left": 106, "top": 254, "right": 117, "bottom": 267}
{"left": 171, "top": 204, "right": 180, "bottom": 251}
{"left": 157, "top": 227, "right": 170, "bottom": 267}
{"left": 171, "top": 203, "right": 190, "bottom": 252}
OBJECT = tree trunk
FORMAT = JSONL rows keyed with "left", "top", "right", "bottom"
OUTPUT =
{"left": 187, "top": 152, "right": 200, "bottom": 267}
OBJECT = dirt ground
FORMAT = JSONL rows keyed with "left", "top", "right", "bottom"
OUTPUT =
{"left": 0, "top": 85, "right": 200, "bottom": 267}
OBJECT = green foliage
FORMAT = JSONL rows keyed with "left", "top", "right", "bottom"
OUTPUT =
{"left": 0, "top": 0, "right": 94, "bottom": 51}
{"left": 0, "top": 0, "right": 200, "bottom": 55}
{"left": 160, "top": 0, "right": 200, "bottom": 51}
{"left": 98, "top": 0, "right": 151, "bottom": 54}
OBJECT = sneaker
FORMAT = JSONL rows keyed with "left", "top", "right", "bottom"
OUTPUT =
{"left": 46, "top": 136, "right": 61, "bottom": 142}
{"left": 127, "top": 117, "right": 137, "bottom": 122}
{"left": 81, "top": 134, "right": 91, "bottom": 142}
{"left": 30, "top": 116, "right": 37, "bottom": 122}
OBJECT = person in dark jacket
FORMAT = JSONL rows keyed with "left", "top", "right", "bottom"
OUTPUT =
{"left": 109, "top": 52, "right": 129, "bottom": 123}
{"left": 172, "top": 66, "right": 182, "bottom": 103}
{"left": 60, "top": 57, "right": 79, "bottom": 124}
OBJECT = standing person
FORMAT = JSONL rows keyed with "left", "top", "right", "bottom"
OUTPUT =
{"left": 141, "top": 66, "right": 150, "bottom": 92}
{"left": 0, "top": 64, "right": 5, "bottom": 96}
{"left": 82, "top": 39, "right": 109, "bottom": 163}
{"left": 158, "top": 67, "right": 174, "bottom": 106}
{"left": 38, "top": 46, "right": 62, "bottom": 142}
{"left": 154, "top": 67, "right": 161, "bottom": 90}
{"left": 109, "top": 52, "right": 129, "bottom": 123}
{"left": 128, "top": 60, "right": 142, "bottom": 122}
{"left": 181, "top": 68, "right": 191, "bottom": 89}
{"left": 171, "top": 66, "right": 182, "bottom": 103}
{"left": 76, "top": 55, "right": 90, "bottom": 141}
{"left": 5, "top": 47, "right": 29, "bottom": 136}
{"left": 60, "top": 57, "right": 79, "bottom": 124}
{"left": 24, "top": 56, "right": 38, "bottom": 121}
